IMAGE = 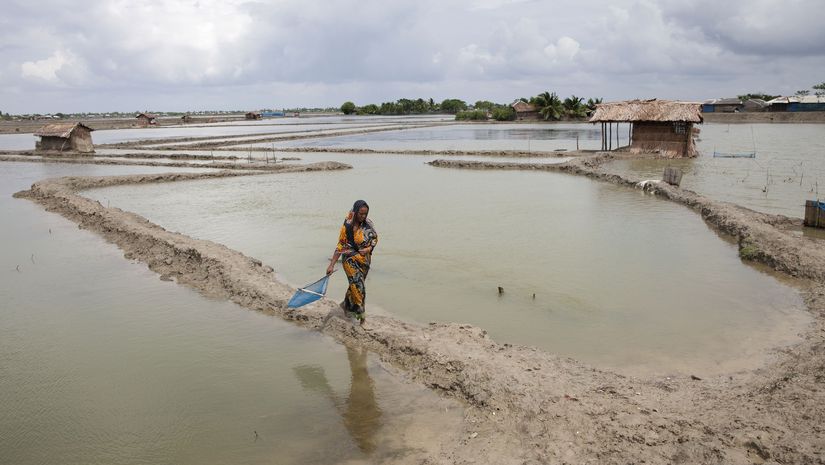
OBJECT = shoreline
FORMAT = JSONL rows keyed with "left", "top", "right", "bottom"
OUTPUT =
{"left": 11, "top": 155, "right": 825, "bottom": 464}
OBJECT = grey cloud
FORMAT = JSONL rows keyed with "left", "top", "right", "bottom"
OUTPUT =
{"left": 1, "top": 0, "right": 824, "bottom": 113}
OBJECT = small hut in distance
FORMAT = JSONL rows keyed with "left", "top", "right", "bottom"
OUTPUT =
{"left": 136, "top": 113, "right": 157, "bottom": 126}
{"left": 34, "top": 122, "right": 95, "bottom": 154}
{"left": 245, "top": 111, "right": 262, "bottom": 120}
{"left": 589, "top": 99, "right": 703, "bottom": 158}
{"left": 511, "top": 101, "right": 538, "bottom": 120}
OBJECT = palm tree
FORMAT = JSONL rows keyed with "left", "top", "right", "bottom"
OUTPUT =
{"left": 585, "top": 97, "right": 603, "bottom": 114}
{"left": 563, "top": 95, "right": 587, "bottom": 118}
{"left": 533, "top": 91, "right": 563, "bottom": 121}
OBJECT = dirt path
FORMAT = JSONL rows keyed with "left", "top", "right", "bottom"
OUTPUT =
{"left": 12, "top": 157, "right": 825, "bottom": 464}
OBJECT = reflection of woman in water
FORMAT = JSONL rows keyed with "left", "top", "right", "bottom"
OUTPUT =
{"left": 292, "top": 346, "right": 382, "bottom": 454}
{"left": 326, "top": 200, "right": 378, "bottom": 326}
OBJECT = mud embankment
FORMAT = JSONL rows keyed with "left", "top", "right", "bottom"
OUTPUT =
{"left": 97, "top": 123, "right": 445, "bottom": 150}
{"left": 0, "top": 154, "right": 310, "bottom": 171}
{"left": 14, "top": 161, "right": 825, "bottom": 464}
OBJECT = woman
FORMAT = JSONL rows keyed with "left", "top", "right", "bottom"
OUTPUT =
{"left": 326, "top": 200, "right": 378, "bottom": 325}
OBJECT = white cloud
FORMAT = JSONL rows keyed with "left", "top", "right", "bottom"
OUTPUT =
{"left": 20, "top": 50, "right": 75, "bottom": 83}
{"left": 544, "top": 37, "right": 580, "bottom": 62}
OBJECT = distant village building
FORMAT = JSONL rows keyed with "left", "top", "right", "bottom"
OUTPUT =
{"left": 742, "top": 99, "right": 767, "bottom": 112}
{"left": 589, "top": 99, "right": 703, "bottom": 158}
{"left": 701, "top": 98, "right": 742, "bottom": 113}
{"left": 245, "top": 111, "right": 262, "bottom": 120}
{"left": 511, "top": 101, "right": 538, "bottom": 120}
{"left": 136, "top": 113, "right": 157, "bottom": 126}
{"left": 34, "top": 122, "right": 95, "bottom": 154}
{"left": 766, "top": 96, "right": 825, "bottom": 112}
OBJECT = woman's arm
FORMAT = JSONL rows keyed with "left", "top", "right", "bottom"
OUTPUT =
{"left": 326, "top": 250, "right": 340, "bottom": 275}
{"left": 328, "top": 224, "right": 348, "bottom": 274}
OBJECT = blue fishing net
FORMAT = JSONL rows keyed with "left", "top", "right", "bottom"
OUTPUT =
{"left": 287, "top": 275, "right": 330, "bottom": 308}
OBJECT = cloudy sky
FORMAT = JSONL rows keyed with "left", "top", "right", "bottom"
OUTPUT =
{"left": 1, "top": 0, "right": 823, "bottom": 113}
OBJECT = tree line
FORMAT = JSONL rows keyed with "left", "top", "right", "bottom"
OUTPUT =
{"left": 340, "top": 92, "right": 603, "bottom": 122}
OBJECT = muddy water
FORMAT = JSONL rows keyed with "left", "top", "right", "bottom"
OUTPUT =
{"left": 87, "top": 152, "right": 810, "bottom": 376}
{"left": 257, "top": 123, "right": 631, "bottom": 152}
{"left": 607, "top": 123, "right": 825, "bottom": 218}
{"left": 0, "top": 162, "right": 461, "bottom": 465}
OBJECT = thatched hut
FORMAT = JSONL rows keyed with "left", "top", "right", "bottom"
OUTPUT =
{"left": 34, "top": 122, "right": 95, "bottom": 154}
{"left": 181, "top": 114, "right": 193, "bottom": 124}
{"left": 589, "top": 99, "right": 703, "bottom": 158}
{"left": 136, "top": 113, "right": 157, "bottom": 126}
{"left": 245, "top": 111, "right": 262, "bottom": 120}
{"left": 511, "top": 101, "right": 538, "bottom": 120}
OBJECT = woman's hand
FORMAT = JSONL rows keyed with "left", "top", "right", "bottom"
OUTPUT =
{"left": 326, "top": 263, "right": 335, "bottom": 275}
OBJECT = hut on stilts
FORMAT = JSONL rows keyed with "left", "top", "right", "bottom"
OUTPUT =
{"left": 589, "top": 99, "right": 703, "bottom": 158}
{"left": 34, "top": 122, "right": 95, "bottom": 154}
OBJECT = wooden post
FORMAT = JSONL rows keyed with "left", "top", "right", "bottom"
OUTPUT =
{"left": 628, "top": 124, "right": 632, "bottom": 148}
{"left": 616, "top": 123, "right": 620, "bottom": 149}
{"left": 663, "top": 167, "right": 683, "bottom": 186}
{"left": 805, "top": 200, "right": 824, "bottom": 228}
{"left": 576, "top": 133, "right": 579, "bottom": 151}
{"left": 609, "top": 123, "right": 612, "bottom": 150}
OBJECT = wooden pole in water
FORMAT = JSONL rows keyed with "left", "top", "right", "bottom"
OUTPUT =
{"left": 628, "top": 123, "right": 632, "bottom": 148}
{"left": 609, "top": 123, "right": 612, "bottom": 150}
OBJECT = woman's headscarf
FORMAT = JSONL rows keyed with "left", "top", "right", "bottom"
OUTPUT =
{"left": 345, "top": 200, "right": 371, "bottom": 251}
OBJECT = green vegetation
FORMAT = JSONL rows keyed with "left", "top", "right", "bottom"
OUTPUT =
{"left": 440, "top": 99, "right": 468, "bottom": 114}
{"left": 737, "top": 93, "right": 780, "bottom": 102}
{"left": 455, "top": 110, "right": 489, "bottom": 121}
{"left": 815, "top": 82, "right": 825, "bottom": 97}
{"left": 340, "top": 101, "right": 356, "bottom": 115}
{"left": 562, "top": 95, "right": 587, "bottom": 118}
{"left": 532, "top": 92, "right": 563, "bottom": 121}
{"left": 473, "top": 100, "right": 497, "bottom": 111}
{"left": 491, "top": 106, "right": 515, "bottom": 121}
{"left": 344, "top": 98, "right": 440, "bottom": 115}
{"left": 586, "top": 97, "right": 603, "bottom": 113}
{"left": 739, "top": 242, "right": 760, "bottom": 260}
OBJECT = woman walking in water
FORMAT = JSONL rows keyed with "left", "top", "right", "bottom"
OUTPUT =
{"left": 327, "top": 200, "right": 378, "bottom": 325}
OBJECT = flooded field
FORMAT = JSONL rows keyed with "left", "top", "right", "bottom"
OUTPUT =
{"left": 86, "top": 152, "right": 810, "bottom": 376}
{"left": 0, "top": 163, "right": 461, "bottom": 465}
{"left": 256, "top": 122, "right": 630, "bottom": 152}
{"left": 608, "top": 123, "right": 825, "bottom": 218}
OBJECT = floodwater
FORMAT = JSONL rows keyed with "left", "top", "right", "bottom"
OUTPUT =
{"left": 0, "top": 162, "right": 462, "bottom": 465}
{"left": 607, "top": 123, "right": 825, "bottom": 218}
{"left": 87, "top": 151, "right": 811, "bottom": 376}
{"left": 257, "top": 123, "right": 631, "bottom": 152}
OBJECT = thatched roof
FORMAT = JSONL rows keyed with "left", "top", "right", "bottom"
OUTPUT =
{"left": 34, "top": 122, "right": 94, "bottom": 138}
{"left": 511, "top": 101, "right": 536, "bottom": 113}
{"left": 136, "top": 113, "right": 156, "bottom": 119}
{"left": 589, "top": 99, "right": 703, "bottom": 123}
